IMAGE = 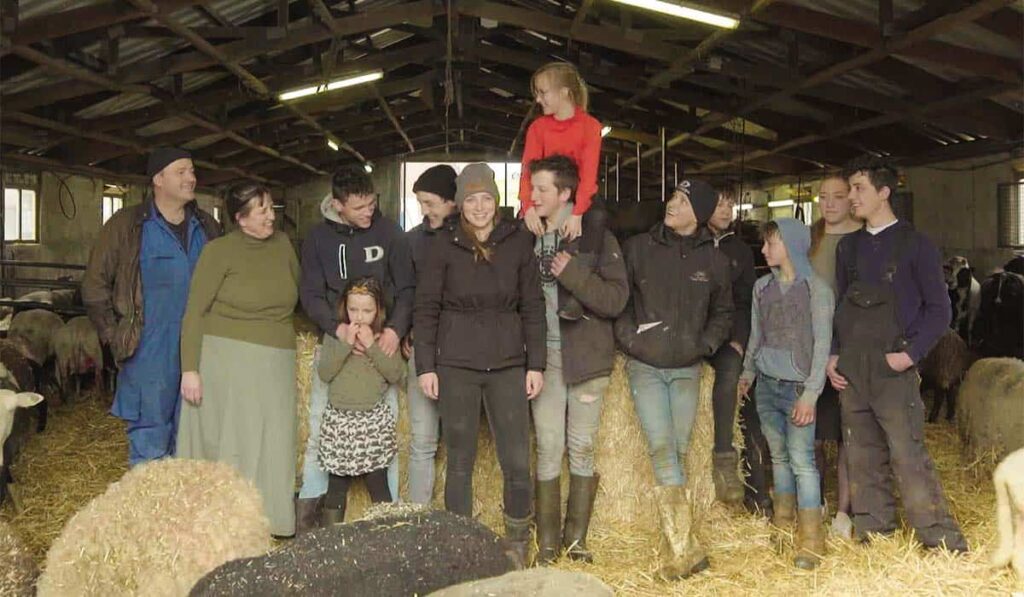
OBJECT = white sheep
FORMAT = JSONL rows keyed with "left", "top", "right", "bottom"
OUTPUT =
{"left": 1, "top": 389, "right": 44, "bottom": 468}
{"left": 53, "top": 316, "right": 106, "bottom": 400}
{"left": 992, "top": 447, "right": 1024, "bottom": 581}
{"left": 0, "top": 388, "right": 44, "bottom": 510}
{"left": 38, "top": 458, "right": 272, "bottom": 597}
{"left": 8, "top": 308, "right": 63, "bottom": 367}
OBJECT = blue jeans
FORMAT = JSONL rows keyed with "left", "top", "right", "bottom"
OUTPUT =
{"left": 627, "top": 359, "right": 701, "bottom": 487}
{"left": 407, "top": 352, "right": 440, "bottom": 504}
{"left": 755, "top": 374, "right": 820, "bottom": 510}
{"left": 299, "top": 346, "right": 399, "bottom": 500}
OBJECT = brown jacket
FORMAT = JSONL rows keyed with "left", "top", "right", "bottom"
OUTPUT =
{"left": 550, "top": 230, "right": 629, "bottom": 385}
{"left": 414, "top": 218, "right": 546, "bottom": 374}
{"left": 82, "top": 199, "right": 220, "bottom": 363}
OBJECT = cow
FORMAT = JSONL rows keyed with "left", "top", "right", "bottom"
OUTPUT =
{"left": 944, "top": 256, "right": 980, "bottom": 345}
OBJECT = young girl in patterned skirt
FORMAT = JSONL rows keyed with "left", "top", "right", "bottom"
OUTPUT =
{"left": 317, "top": 276, "right": 406, "bottom": 525}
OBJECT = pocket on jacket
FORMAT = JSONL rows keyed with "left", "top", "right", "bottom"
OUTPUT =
{"left": 755, "top": 346, "right": 805, "bottom": 381}
{"left": 142, "top": 254, "right": 180, "bottom": 288}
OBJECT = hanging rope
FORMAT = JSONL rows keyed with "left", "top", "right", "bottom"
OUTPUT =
{"left": 443, "top": 0, "right": 455, "bottom": 153}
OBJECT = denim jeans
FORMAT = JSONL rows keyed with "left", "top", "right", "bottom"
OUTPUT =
{"left": 531, "top": 348, "right": 609, "bottom": 481}
{"left": 627, "top": 359, "right": 701, "bottom": 487}
{"left": 407, "top": 351, "right": 440, "bottom": 504}
{"left": 755, "top": 374, "right": 820, "bottom": 510}
{"left": 299, "top": 346, "right": 399, "bottom": 500}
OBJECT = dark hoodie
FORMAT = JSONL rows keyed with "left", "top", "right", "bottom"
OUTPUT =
{"left": 299, "top": 193, "right": 414, "bottom": 338}
{"left": 713, "top": 228, "right": 756, "bottom": 348}
{"left": 615, "top": 223, "right": 733, "bottom": 369}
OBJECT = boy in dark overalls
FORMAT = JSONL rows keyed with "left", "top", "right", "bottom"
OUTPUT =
{"left": 826, "top": 156, "right": 967, "bottom": 552}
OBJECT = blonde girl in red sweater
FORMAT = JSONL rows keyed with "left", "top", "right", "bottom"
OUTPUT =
{"left": 519, "top": 61, "right": 605, "bottom": 319}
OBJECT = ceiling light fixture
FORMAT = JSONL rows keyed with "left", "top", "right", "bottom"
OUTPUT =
{"left": 601, "top": 126, "right": 613, "bottom": 137}
{"left": 768, "top": 199, "right": 794, "bottom": 208}
{"left": 327, "top": 140, "right": 340, "bottom": 151}
{"left": 364, "top": 163, "right": 374, "bottom": 174}
{"left": 279, "top": 71, "right": 385, "bottom": 102}
{"left": 608, "top": 0, "right": 739, "bottom": 28}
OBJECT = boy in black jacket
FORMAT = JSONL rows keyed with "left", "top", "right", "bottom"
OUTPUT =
{"left": 295, "top": 167, "right": 414, "bottom": 533}
{"left": 706, "top": 185, "right": 756, "bottom": 505}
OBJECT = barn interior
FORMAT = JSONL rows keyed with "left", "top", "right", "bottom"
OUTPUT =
{"left": 1, "top": 0, "right": 1023, "bottom": 595}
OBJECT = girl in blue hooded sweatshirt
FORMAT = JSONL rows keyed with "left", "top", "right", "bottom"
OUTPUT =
{"left": 737, "top": 218, "right": 834, "bottom": 570}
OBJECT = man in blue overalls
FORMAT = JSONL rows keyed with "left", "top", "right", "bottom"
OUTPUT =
{"left": 83, "top": 148, "right": 221, "bottom": 465}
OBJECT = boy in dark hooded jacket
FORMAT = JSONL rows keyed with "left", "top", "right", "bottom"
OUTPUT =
{"left": 615, "top": 178, "right": 733, "bottom": 581}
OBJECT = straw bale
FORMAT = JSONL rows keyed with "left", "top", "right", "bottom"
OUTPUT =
{"left": 294, "top": 332, "right": 317, "bottom": 490}
{"left": 428, "top": 568, "right": 614, "bottom": 597}
{"left": 37, "top": 459, "right": 271, "bottom": 597}
{"left": 0, "top": 519, "right": 36, "bottom": 597}
{"left": 957, "top": 357, "right": 1024, "bottom": 461}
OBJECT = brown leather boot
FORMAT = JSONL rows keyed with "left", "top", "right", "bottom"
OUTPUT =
{"left": 654, "top": 485, "right": 709, "bottom": 581}
{"left": 321, "top": 506, "right": 345, "bottom": 527}
{"left": 794, "top": 508, "right": 826, "bottom": 569}
{"left": 294, "top": 496, "right": 323, "bottom": 536}
{"left": 562, "top": 473, "right": 599, "bottom": 563}
{"left": 712, "top": 451, "right": 745, "bottom": 505}
{"left": 535, "top": 477, "right": 561, "bottom": 565}
{"left": 771, "top": 493, "right": 797, "bottom": 552}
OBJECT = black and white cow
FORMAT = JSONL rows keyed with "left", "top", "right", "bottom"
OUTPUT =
{"left": 944, "top": 256, "right": 980, "bottom": 345}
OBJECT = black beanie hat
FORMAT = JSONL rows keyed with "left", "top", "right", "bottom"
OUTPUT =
{"left": 413, "top": 165, "right": 458, "bottom": 203}
{"left": 675, "top": 178, "right": 718, "bottom": 224}
{"left": 147, "top": 147, "right": 192, "bottom": 179}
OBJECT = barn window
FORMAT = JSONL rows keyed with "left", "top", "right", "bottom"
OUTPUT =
{"left": 997, "top": 180, "right": 1024, "bottom": 248}
{"left": 102, "top": 195, "right": 124, "bottom": 224}
{"left": 399, "top": 162, "right": 522, "bottom": 230}
{"left": 3, "top": 186, "right": 38, "bottom": 243}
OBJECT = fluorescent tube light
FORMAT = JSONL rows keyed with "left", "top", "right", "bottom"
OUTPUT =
{"left": 601, "top": 126, "right": 612, "bottom": 137}
{"left": 609, "top": 0, "right": 739, "bottom": 28}
{"left": 768, "top": 199, "right": 794, "bottom": 208}
{"left": 279, "top": 71, "right": 384, "bottom": 101}
{"left": 327, "top": 140, "right": 339, "bottom": 151}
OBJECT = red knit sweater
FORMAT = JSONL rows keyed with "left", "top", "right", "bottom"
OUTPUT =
{"left": 518, "top": 108, "right": 603, "bottom": 217}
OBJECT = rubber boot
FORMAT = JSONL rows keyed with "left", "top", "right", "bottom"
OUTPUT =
{"left": 321, "top": 505, "right": 346, "bottom": 527}
{"left": 794, "top": 508, "right": 826, "bottom": 569}
{"left": 535, "top": 477, "right": 562, "bottom": 565}
{"left": 772, "top": 493, "right": 797, "bottom": 552}
{"left": 563, "top": 473, "right": 599, "bottom": 563}
{"left": 295, "top": 496, "right": 323, "bottom": 536}
{"left": 712, "top": 451, "right": 744, "bottom": 505}
{"left": 504, "top": 514, "right": 533, "bottom": 569}
{"left": 653, "top": 485, "right": 709, "bottom": 581}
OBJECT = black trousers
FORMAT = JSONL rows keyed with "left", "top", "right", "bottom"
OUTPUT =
{"left": 709, "top": 343, "right": 743, "bottom": 453}
{"left": 325, "top": 469, "right": 391, "bottom": 511}
{"left": 838, "top": 351, "right": 965, "bottom": 548}
{"left": 437, "top": 365, "right": 531, "bottom": 519}
{"left": 739, "top": 386, "right": 772, "bottom": 508}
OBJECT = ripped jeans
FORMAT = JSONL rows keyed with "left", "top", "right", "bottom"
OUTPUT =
{"left": 627, "top": 358, "right": 701, "bottom": 487}
{"left": 531, "top": 348, "right": 609, "bottom": 482}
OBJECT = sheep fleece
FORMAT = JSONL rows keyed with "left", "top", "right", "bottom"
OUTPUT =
{"left": 38, "top": 459, "right": 271, "bottom": 597}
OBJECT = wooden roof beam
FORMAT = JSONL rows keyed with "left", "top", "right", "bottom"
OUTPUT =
{"left": 620, "top": 0, "right": 1018, "bottom": 171}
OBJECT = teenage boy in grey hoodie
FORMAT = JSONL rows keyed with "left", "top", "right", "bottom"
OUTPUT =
{"left": 738, "top": 218, "right": 834, "bottom": 570}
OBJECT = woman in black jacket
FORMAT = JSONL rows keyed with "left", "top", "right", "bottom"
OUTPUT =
{"left": 414, "top": 163, "right": 546, "bottom": 564}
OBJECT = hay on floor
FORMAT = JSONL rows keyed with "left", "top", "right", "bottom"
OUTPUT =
{"left": 4, "top": 347, "right": 1019, "bottom": 596}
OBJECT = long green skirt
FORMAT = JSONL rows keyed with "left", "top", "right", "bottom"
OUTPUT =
{"left": 177, "top": 334, "right": 296, "bottom": 536}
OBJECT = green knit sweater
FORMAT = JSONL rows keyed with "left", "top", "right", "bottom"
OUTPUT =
{"left": 318, "top": 334, "right": 406, "bottom": 411}
{"left": 181, "top": 230, "right": 299, "bottom": 372}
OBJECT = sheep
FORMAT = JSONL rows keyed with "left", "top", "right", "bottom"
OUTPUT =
{"left": 944, "top": 256, "right": 980, "bottom": 345}
{"left": 1, "top": 337, "right": 47, "bottom": 431}
{"left": 0, "top": 519, "right": 37, "bottom": 597}
{"left": 991, "top": 447, "right": 1024, "bottom": 582}
{"left": 919, "top": 330, "right": 974, "bottom": 423}
{"left": 53, "top": 316, "right": 106, "bottom": 401}
{"left": 190, "top": 508, "right": 518, "bottom": 597}
{"left": 8, "top": 308, "right": 63, "bottom": 366}
{"left": 37, "top": 458, "right": 271, "bottom": 597}
{"left": 973, "top": 271, "right": 1024, "bottom": 359}
{"left": 956, "top": 358, "right": 1024, "bottom": 461}
{"left": 0, "top": 389, "right": 44, "bottom": 510}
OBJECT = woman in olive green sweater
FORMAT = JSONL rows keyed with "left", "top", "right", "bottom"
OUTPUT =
{"left": 178, "top": 182, "right": 299, "bottom": 537}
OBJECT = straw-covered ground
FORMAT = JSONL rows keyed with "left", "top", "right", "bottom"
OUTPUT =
{"left": 0, "top": 361, "right": 1019, "bottom": 595}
